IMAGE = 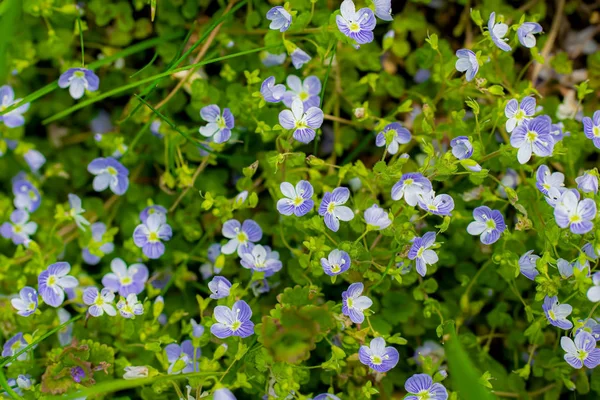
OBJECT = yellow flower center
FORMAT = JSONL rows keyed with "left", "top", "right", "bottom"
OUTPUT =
{"left": 148, "top": 232, "right": 159, "bottom": 242}
{"left": 48, "top": 276, "right": 57, "bottom": 286}
{"left": 74, "top": 71, "right": 85, "bottom": 78}
{"left": 293, "top": 196, "right": 304, "bottom": 206}
{"left": 594, "top": 126, "right": 600, "bottom": 138}
{"left": 121, "top": 276, "right": 132, "bottom": 285}
{"left": 331, "top": 264, "right": 341, "bottom": 273}
{"left": 349, "top": 22, "right": 360, "bottom": 32}
{"left": 485, "top": 219, "right": 496, "bottom": 230}
{"left": 107, "top": 166, "right": 117, "bottom": 176}
{"left": 237, "top": 232, "right": 248, "bottom": 243}
{"left": 515, "top": 109, "right": 525, "bottom": 121}
{"left": 526, "top": 130, "right": 537, "bottom": 142}
{"left": 299, "top": 92, "right": 309, "bottom": 101}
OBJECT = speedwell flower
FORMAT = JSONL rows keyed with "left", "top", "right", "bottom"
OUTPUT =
{"left": 282, "top": 75, "right": 321, "bottom": 109}
{"left": 391, "top": 173, "right": 433, "bottom": 206}
{"left": 139, "top": 204, "right": 167, "bottom": 224}
{"left": 133, "top": 213, "right": 173, "bottom": 259}
{"left": 117, "top": 293, "right": 144, "bottom": 319}
{"left": 266, "top": 6, "right": 292, "bottom": 32}
{"left": 2, "top": 333, "right": 28, "bottom": 362}
{"left": 375, "top": 122, "right": 411, "bottom": 155}
{"left": 313, "top": 394, "right": 341, "bottom": 400}
{"left": 518, "top": 250, "right": 540, "bottom": 281}
{"left": 214, "top": 388, "right": 237, "bottom": 400}
{"left": 450, "top": 136, "right": 473, "bottom": 159}
{"left": 279, "top": 98, "right": 324, "bottom": 144}
{"left": 576, "top": 171, "right": 599, "bottom": 194}
{"left": 318, "top": 187, "right": 354, "bottom": 232}
{"left": 221, "top": 219, "right": 262, "bottom": 256}
{"left": 58, "top": 68, "right": 100, "bottom": 100}
{"left": 276, "top": 180, "right": 314, "bottom": 217}
{"left": 577, "top": 319, "right": 600, "bottom": 341}
{"left": 165, "top": 340, "right": 198, "bottom": 374}
{"left": 190, "top": 318, "right": 205, "bottom": 338}
{"left": 261, "top": 52, "right": 286, "bottom": 67}
{"left": 208, "top": 276, "right": 232, "bottom": 299}
{"left": 371, "top": 0, "right": 392, "bottom": 21}
{"left": 342, "top": 282, "right": 372, "bottom": 324}
{"left": 38, "top": 262, "right": 78, "bottom": 307}
{"left": 404, "top": 373, "right": 448, "bottom": 400}
{"left": 321, "top": 249, "right": 351, "bottom": 276}
{"left": 82, "top": 222, "right": 114, "bottom": 265}
{"left": 583, "top": 111, "right": 600, "bottom": 149}
{"left": 554, "top": 190, "right": 596, "bottom": 234}
{"left": 517, "top": 22, "right": 543, "bottom": 48}
{"left": 408, "top": 232, "right": 439, "bottom": 277}
{"left": 510, "top": 115, "right": 554, "bottom": 164}
{"left": 11, "top": 287, "right": 38, "bottom": 317}
{"left": 358, "top": 337, "right": 399, "bottom": 373}
{"left": 505, "top": 96, "right": 536, "bottom": 133}
{"left": 1, "top": 210, "right": 37, "bottom": 246}
{"left": 211, "top": 300, "right": 255, "bottom": 339}
{"left": 558, "top": 258, "right": 589, "bottom": 279}
{"left": 200, "top": 243, "right": 222, "bottom": 279}
{"left": 561, "top": 330, "right": 600, "bottom": 369}
{"left": 83, "top": 287, "right": 117, "bottom": 317}
{"left": 260, "top": 76, "right": 286, "bottom": 103}
{"left": 88, "top": 157, "right": 129, "bottom": 195}
{"left": 587, "top": 272, "right": 600, "bottom": 302}
{"left": 13, "top": 179, "right": 41, "bottom": 212}
{"left": 364, "top": 204, "right": 392, "bottom": 230}
{"left": 0, "top": 85, "right": 30, "bottom": 128}
{"left": 240, "top": 244, "right": 282, "bottom": 277}
{"left": 102, "top": 258, "right": 148, "bottom": 297}
{"left": 543, "top": 295, "right": 573, "bottom": 330}
{"left": 488, "top": 12, "right": 511, "bottom": 51}
{"left": 68, "top": 194, "right": 90, "bottom": 230}
{"left": 467, "top": 206, "right": 506, "bottom": 245}
{"left": 291, "top": 48, "right": 311, "bottom": 69}
{"left": 199, "top": 105, "right": 234, "bottom": 144}
{"left": 417, "top": 191, "right": 455, "bottom": 216}
{"left": 455, "top": 49, "right": 478, "bottom": 81}
{"left": 336, "top": 0, "right": 377, "bottom": 45}
{"left": 535, "top": 165, "right": 564, "bottom": 196}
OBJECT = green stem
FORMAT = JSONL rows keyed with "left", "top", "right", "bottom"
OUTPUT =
{"left": 0, "top": 368, "right": 22, "bottom": 400}
{"left": 77, "top": 15, "right": 85, "bottom": 67}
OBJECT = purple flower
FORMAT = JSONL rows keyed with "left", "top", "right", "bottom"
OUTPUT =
{"left": 336, "top": 0, "right": 376, "bottom": 45}
{"left": 1, "top": 210, "right": 37, "bottom": 246}
{"left": 587, "top": 272, "right": 600, "bottom": 302}
{"left": 408, "top": 232, "right": 439, "bottom": 277}
{"left": 250, "top": 279, "right": 270, "bottom": 296}
{"left": 391, "top": 173, "right": 433, "bottom": 206}
{"left": 550, "top": 122, "right": 566, "bottom": 143}
{"left": 535, "top": 165, "right": 564, "bottom": 196}
{"left": 372, "top": 0, "right": 392, "bottom": 21}
{"left": 90, "top": 110, "right": 113, "bottom": 134}
{"left": 133, "top": 213, "right": 173, "bottom": 259}
{"left": 139, "top": 204, "right": 167, "bottom": 224}
{"left": 558, "top": 257, "right": 589, "bottom": 279}
{"left": 417, "top": 191, "right": 455, "bottom": 216}
{"left": 266, "top": 6, "right": 292, "bottom": 32}
{"left": 261, "top": 52, "right": 286, "bottom": 67}
{"left": 505, "top": 97, "right": 536, "bottom": 133}
{"left": 211, "top": 300, "right": 254, "bottom": 339}
{"left": 466, "top": 206, "right": 506, "bottom": 245}
{"left": 518, "top": 250, "right": 539, "bottom": 280}
{"left": 214, "top": 388, "right": 237, "bottom": 400}
{"left": 510, "top": 115, "right": 554, "bottom": 164}
{"left": 200, "top": 243, "right": 222, "bottom": 279}
{"left": 221, "top": 219, "right": 262, "bottom": 256}
{"left": 57, "top": 309, "right": 73, "bottom": 346}
{"left": 554, "top": 190, "right": 596, "bottom": 234}
{"left": 260, "top": 76, "right": 286, "bottom": 103}
{"left": 576, "top": 171, "right": 598, "bottom": 194}
{"left": 321, "top": 249, "right": 351, "bottom": 276}
{"left": 2, "top": 333, "right": 28, "bottom": 362}
{"left": 102, "top": 258, "right": 148, "bottom": 297}
{"left": 283, "top": 75, "right": 321, "bottom": 109}
{"left": 488, "top": 12, "right": 511, "bottom": 51}
{"left": 87, "top": 157, "right": 129, "bottom": 195}
{"left": 375, "top": 122, "right": 411, "bottom": 155}
{"left": 38, "top": 262, "right": 78, "bottom": 307}
{"left": 455, "top": 49, "right": 478, "bottom": 81}
{"left": 240, "top": 244, "right": 282, "bottom": 277}
{"left": 117, "top": 293, "right": 144, "bottom": 319}
{"left": 342, "top": 282, "right": 372, "bottom": 324}
{"left": 318, "top": 187, "right": 354, "bottom": 232}
{"left": 577, "top": 319, "right": 600, "bottom": 341}
{"left": 404, "top": 374, "right": 448, "bottom": 400}
{"left": 0, "top": 85, "right": 30, "bottom": 127}
{"left": 291, "top": 48, "right": 311, "bottom": 69}
{"left": 11, "top": 287, "right": 38, "bottom": 317}
{"left": 414, "top": 341, "right": 444, "bottom": 365}
{"left": 190, "top": 318, "right": 205, "bottom": 338}
{"left": 82, "top": 222, "right": 114, "bottom": 265}
{"left": 276, "top": 180, "right": 314, "bottom": 217}
{"left": 450, "top": 136, "right": 473, "bottom": 159}
{"left": 24, "top": 149, "right": 46, "bottom": 172}
{"left": 150, "top": 120, "right": 162, "bottom": 138}
{"left": 358, "top": 337, "right": 399, "bottom": 373}
{"left": 83, "top": 287, "right": 117, "bottom": 317}
{"left": 583, "top": 111, "right": 600, "bottom": 149}
{"left": 68, "top": 194, "right": 90, "bottom": 230}
{"left": 165, "top": 340, "right": 198, "bottom": 374}
{"left": 199, "top": 105, "right": 234, "bottom": 144}
{"left": 58, "top": 68, "right": 100, "bottom": 100}
{"left": 208, "top": 276, "right": 232, "bottom": 299}
{"left": 12, "top": 179, "right": 41, "bottom": 212}
{"left": 279, "top": 99, "right": 324, "bottom": 144}
{"left": 518, "top": 22, "right": 543, "bottom": 48}
{"left": 71, "top": 366, "right": 86, "bottom": 383}
{"left": 543, "top": 295, "right": 573, "bottom": 330}
{"left": 561, "top": 330, "right": 600, "bottom": 369}
{"left": 364, "top": 204, "right": 392, "bottom": 230}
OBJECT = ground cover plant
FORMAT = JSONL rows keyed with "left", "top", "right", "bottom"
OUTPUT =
{"left": 1, "top": 0, "right": 600, "bottom": 398}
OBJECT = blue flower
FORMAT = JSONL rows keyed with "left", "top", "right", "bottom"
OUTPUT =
{"left": 82, "top": 222, "right": 114, "bottom": 265}
{"left": 417, "top": 191, "right": 455, "bottom": 216}
{"left": 0, "top": 85, "right": 30, "bottom": 128}
{"left": 12, "top": 179, "right": 41, "bottom": 212}
{"left": 260, "top": 76, "right": 286, "bottom": 103}
{"left": 0, "top": 210, "right": 37, "bottom": 246}
{"left": 510, "top": 115, "right": 554, "bottom": 164}
{"left": 391, "top": 173, "right": 432, "bottom": 206}
{"left": 518, "top": 250, "right": 540, "bottom": 280}
{"left": 261, "top": 52, "right": 286, "bottom": 67}
{"left": 375, "top": 122, "right": 411, "bottom": 155}
{"left": 117, "top": 294, "right": 144, "bottom": 319}
{"left": 543, "top": 295, "right": 573, "bottom": 329}
{"left": 38, "top": 262, "right": 78, "bottom": 307}
{"left": 318, "top": 187, "right": 354, "bottom": 232}
{"left": 404, "top": 374, "right": 448, "bottom": 400}
{"left": 342, "top": 282, "right": 372, "bottom": 324}
{"left": 279, "top": 99, "right": 324, "bottom": 143}
{"left": 583, "top": 111, "right": 600, "bottom": 149}
{"left": 2, "top": 333, "right": 28, "bottom": 362}
{"left": 290, "top": 48, "right": 311, "bottom": 69}
{"left": 211, "top": 300, "right": 255, "bottom": 339}
{"left": 240, "top": 244, "right": 282, "bottom": 277}
{"left": 450, "top": 136, "right": 473, "bottom": 159}
{"left": 561, "top": 330, "right": 600, "bottom": 369}
{"left": 165, "top": 340, "right": 199, "bottom": 374}
{"left": 214, "top": 388, "right": 237, "bottom": 400}
{"left": 517, "top": 22, "right": 542, "bottom": 48}
{"left": 221, "top": 219, "right": 262, "bottom": 256}
{"left": 133, "top": 213, "right": 173, "bottom": 259}
{"left": 321, "top": 249, "right": 351, "bottom": 276}
{"left": 577, "top": 318, "right": 600, "bottom": 342}
{"left": 58, "top": 68, "right": 100, "bottom": 100}
{"left": 371, "top": 0, "right": 392, "bottom": 21}
{"left": 576, "top": 171, "right": 599, "bottom": 194}
{"left": 550, "top": 122, "right": 566, "bottom": 143}
{"left": 139, "top": 204, "right": 167, "bottom": 224}
{"left": 467, "top": 206, "right": 506, "bottom": 245}
{"left": 336, "top": 0, "right": 376, "bottom": 45}
{"left": 24, "top": 149, "right": 45, "bottom": 172}
{"left": 505, "top": 96, "right": 536, "bottom": 133}
{"left": 90, "top": 110, "right": 113, "bottom": 134}
{"left": 488, "top": 12, "right": 511, "bottom": 51}
{"left": 558, "top": 257, "right": 589, "bottom": 279}
{"left": 208, "top": 276, "right": 232, "bottom": 299}
{"left": 455, "top": 49, "right": 478, "bottom": 81}
{"left": 102, "top": 258, "right": 148, "bottom": 297}
{"left": 83, "top": 287, "right": 117, "bottom": 317}
{"left": 68, "top": 194, "right": 90, "bottom": 230}
{"left": 266, "top": 6, "right": 292, "bottom": 32}
{"left": 554, "top": 190, "right": 596, "bottom": 234}
{"left": 588, "top": 272, "right": 600, "bottom": 302}
{"left": 200, "top": 243, "right": 222, "bottom": 279}
{"left": 283, "top": 75, "right": 321, "bottom": 109}
{"left": 535, "top": 165, "right": 564, "bottom": 196}
{"left": 11, "top": 287, "right": 38, "bottom": 317}
{"left": 358, "top": 337, "right": 399, "bottom": 373}
{"left": 199, "top": 105, "right": 234, "bottom": 144}
{"left": 87, "top": 157, "right": 129, "bottom": 195}
{"left": 408, "top": 232, "right": 439, "bottom": 277}
{"left": 364, "top": 204, "right": 392, "bottom": 229}
{"left": 276, "top": 180, "right": 314, "bottom": 217}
